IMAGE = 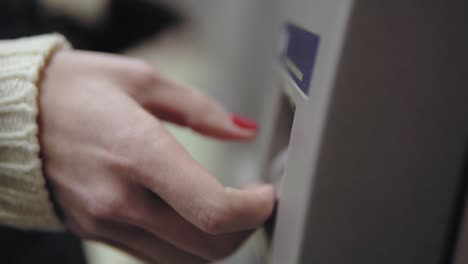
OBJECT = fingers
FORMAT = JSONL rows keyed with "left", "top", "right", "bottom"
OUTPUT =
{"left": 116, "top": 189, "right": 251, "bottom": 260}
{"left": 92, "top": 221, "right": 206, "bottom": 264}
{"left": 131, "top": 130, "right": 275, "bottom": 235}
{"left": 128, "top": 67, "right": 259, "bottom": 141}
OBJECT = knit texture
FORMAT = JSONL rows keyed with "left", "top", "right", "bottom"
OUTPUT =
{"left": 0, "top": 34, "right": 70, "bottom": 231}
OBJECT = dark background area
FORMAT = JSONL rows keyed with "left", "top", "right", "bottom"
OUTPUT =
{"left": 0, "top": 0, "right": 181, "bottom": 52}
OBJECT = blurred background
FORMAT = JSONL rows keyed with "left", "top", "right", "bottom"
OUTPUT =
{"left": 0, "top": 0, "right": 280, "bottom": 263}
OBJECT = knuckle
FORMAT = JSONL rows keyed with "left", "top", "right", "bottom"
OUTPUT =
{"left": 192, "top": 93, "right": 214, "bottom": 111}
{"left": 133, "top": 60, "right": 160, "bottom": 88}
{"left": 198, "top": 205, "right": 233, "bottom": 235}
{"left": 184, "top": 92, "right": 219, "bottom": 127}
{"left": 117, "top": 58, "right": 161, "bottom": 96}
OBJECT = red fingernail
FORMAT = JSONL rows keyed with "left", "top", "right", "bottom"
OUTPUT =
{"left": 231, "top": 114, "right": 258, "bottom": 130}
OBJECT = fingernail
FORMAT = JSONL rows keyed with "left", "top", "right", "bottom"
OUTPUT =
{"left": 231, "top": 114, "right": 258, "bottom": 131}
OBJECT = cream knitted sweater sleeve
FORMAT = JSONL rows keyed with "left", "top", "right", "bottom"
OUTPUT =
{"left": 0, "top": 34, "right": 71, "bottom": 231}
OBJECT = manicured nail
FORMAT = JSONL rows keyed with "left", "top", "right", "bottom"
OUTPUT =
{"left": 231, "top": 114, "right": 258, "bottom": 130}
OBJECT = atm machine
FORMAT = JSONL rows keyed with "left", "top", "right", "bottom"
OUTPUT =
{"left": 260, "top": 0, "right": 468, "bottom": 264}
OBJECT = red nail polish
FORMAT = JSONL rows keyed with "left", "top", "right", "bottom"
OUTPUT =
{"left": 231, "top": 114, "right": 258, "bottom": 130}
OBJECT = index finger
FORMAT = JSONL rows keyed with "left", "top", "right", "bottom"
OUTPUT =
{"left": 130, "top": 69, "right": 259, "bottom": 141}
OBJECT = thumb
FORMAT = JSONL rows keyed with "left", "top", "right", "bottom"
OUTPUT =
{"left": 130, "top": 121, "right": 274, "bottom": 234}
{"left": 217, "top": 184, "right": 276, "bottom": 233}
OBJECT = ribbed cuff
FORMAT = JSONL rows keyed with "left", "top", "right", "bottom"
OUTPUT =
{"left": 0, "top": 34, "right": 71, "bottom": 231}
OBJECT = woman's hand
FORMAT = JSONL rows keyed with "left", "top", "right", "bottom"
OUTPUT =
{"left": 39, "top": 50, "right": 275, "bottom": 263}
